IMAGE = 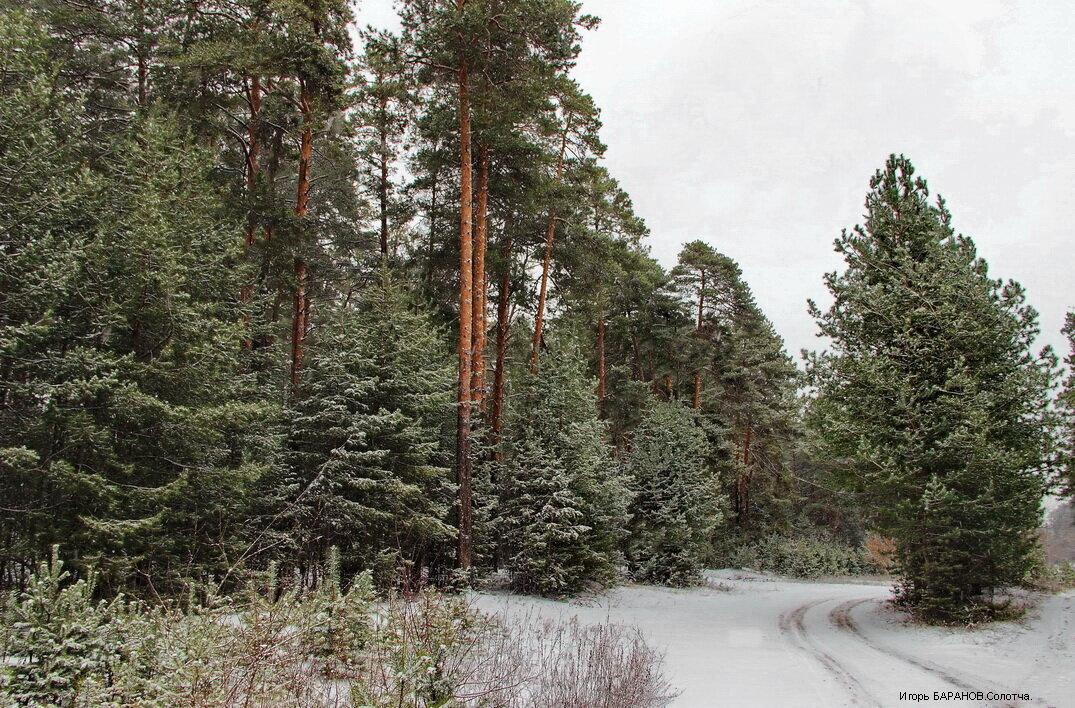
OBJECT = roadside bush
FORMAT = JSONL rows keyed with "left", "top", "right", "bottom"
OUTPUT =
{"left": 1029, "top": 560, "right": 1075, "bottom": 592}
{"left": 729, "top": 533, "right": 881, "bottom": 578}
{"left": 1, "top": 556, "right": 675, "bottom": 706}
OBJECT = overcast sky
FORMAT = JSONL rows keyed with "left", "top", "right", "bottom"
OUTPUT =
{"left": 355, "top": 0, "right": 1075, "bottom": 362}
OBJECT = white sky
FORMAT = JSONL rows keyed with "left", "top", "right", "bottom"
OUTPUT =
{"left": 354, "top": 0, "right": 1075, "bottom": 362}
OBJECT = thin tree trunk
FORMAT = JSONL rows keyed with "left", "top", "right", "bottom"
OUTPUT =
{"left": 290, "top": 81, "right": 314, "bottom": 392}
{"left": 471, "top": 144, "right": 490, "bottom": 410}
{"left": 291, "top": 258, "right": 309, "bottom": 388}
{"left": 426, "top": 168, "right": 438, "bottom": 282}
{"left": 243, "top": 76, "right": 263, "bottom": 250}
{"left": 456, "top": 59, "right": 475, "bottom": 572}
{"left": 693, "top": 271, "right": 705, "bottom": 408}
{"left": 529, "top": 122, "right": 571, "bottom": 372}
{"left": 264, "top": 102, "right": 282, "bottom": 244}
{"left": 596, "top": 315, "right": 606, "bottom": 406}
{"left": 255, "top": 122, "right": 283, "bottom": 350}
{"left": 737, "top": 423, "right": 753, "bottom": 527}
{"left": 240, "top": 75, "right": 263, "bottom": 350}
{"left": 490, "top": 234, "right": 513, "bottom": 460}
{"left": 378, "top": 94, "right": 390, "bottom": 255}
{"left": 529, "top": 218, "right": 556, "bottom": 373}
{"left": 136, "top": 0, "right": 148, "bottom": 106}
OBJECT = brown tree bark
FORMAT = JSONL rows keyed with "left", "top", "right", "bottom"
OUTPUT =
{"left": 529, "top": 121, "right": 571, "bottom": 372}
{"left": 290, "top": 258, "right": 309, "bottom": 388}
{"left": 290, "top": 81, "right": 314, "bottom": 392}
{"left": 470, "top": 144, "right": 490, "bottom": 409}
{"left": 456, "top": 58, "right": 475, "bottom": 572}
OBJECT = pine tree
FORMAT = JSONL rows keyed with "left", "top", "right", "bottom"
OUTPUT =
{"left": 0, "top": 91, "right": 271, "bottom": 591}
{"left": 626, "top": 400, "right": 725, "bottom": 586}
{"left": 354, "top": 32, "right": 414, "bottom": 258}
{"left": 1059, "top": 313, "right": 1075, "bottom": 498}
{"left": 807, "top": 155, "right": 1057, "bottom": 621}
{"left": 671, "top": 241, "right": 728, "bottom": 409}
{"left": 497, "top": 341, "right": 626, "bottom": 595}
{"left": 671, "top": 243, "right": 800, "bottom": 535}
{"left": 398, "top": 0, "right": 600, "bottom": 570}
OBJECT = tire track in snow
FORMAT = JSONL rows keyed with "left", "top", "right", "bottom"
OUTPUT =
{"left": 778, "top": 598, "right": 881, "bottom": 707}
{"left": 828, "top": 598, "right": 1037, "bottom": 708}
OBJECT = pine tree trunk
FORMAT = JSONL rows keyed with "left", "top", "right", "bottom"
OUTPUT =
{"left": 456, "top": 58, "right": 475, "bottom": 572}
{"left": 737, "top": 423, "right": 753, "bottom": 527}
{"left": 243, "top": 75, "right": 263, "bottom": 250}
{"left": 471, "top": 144, "right": 490, "bottom": 410}
{"left": 240, "top": 75, "right": 263, "bottom": 350}
{"left": 290, "top": 81, "right": 314, "bottom": 392}
{"left": 596, "top": 315, "right": 606, "bottom": 405}
{"left": 378, "top": 94, "right": 390, "bottom": 256}
{"left": 426, "top": 170, "right": 438, "bottom": 283}
{"left": 529, "top": 122, "right": 571, "bottom": 372}
{"left": 291, "top": 257, "right": 309, "bottom": 390}
{"left": 135, "top": 0, "right": 148, "bottom": 107}
{"left": 490, "top": 233, "right": 512, "bottom": 461}
{"left": 693, "top": 271, "right": 705, "bottom": 408}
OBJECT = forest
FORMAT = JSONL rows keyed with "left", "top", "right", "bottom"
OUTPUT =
{"left": 1, "top": 0, "right": 1074, "bottom": 705}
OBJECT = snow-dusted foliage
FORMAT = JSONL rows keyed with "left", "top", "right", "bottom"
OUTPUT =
{"left": 1, "top": 548, "right": 120, "bottom": 706}
{"left": 625, "top": 400, "right": 725, "bottom": 586}
{"left": 1, "top": 552, "right": 673, "bottom": 706}
{"left": 497, "top": 346, "right": 628, "bottom": 595}
{"left": 1059, "top": 313, "right": 1075, "bottom": 498}
{"left": 258, "top": 278, "right": 455, "bottom": 587}
{"left": 808, "top": 155, "right": 1057, "bottom": 622}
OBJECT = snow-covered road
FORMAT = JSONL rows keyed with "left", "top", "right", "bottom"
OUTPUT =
{"left": 471, "top": 571, "right": 1074, "bottom": 707}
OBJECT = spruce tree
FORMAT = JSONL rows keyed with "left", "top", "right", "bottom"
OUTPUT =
{"left": 0, "top": 101, "right": 270, "bottom": 591}
{"left": 264, "top": 277, "right": 455, "bottom": 587}
{"left": 807, "top": 155, "right": 1056, "bottom": 621}
{"left": 626, "top": 400, "right": 725, "bottom": 586}
{"left": 497, "top": 341, "right": 627, "bottom": 595}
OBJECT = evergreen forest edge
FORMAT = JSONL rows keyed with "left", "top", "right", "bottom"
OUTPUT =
{"left": 1, "top": 0, "right": 1074, "bottom": 631}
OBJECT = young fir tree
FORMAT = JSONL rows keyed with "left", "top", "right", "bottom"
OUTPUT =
{"left": 2, "top": 548, "right": 120, "bottom": 706}
{"left": 807, "top": 155, "right": 1057, "bottom": 621}
{"left": 626, "top": 400, "right": 725, "bottom": 586}
{"left": 497, "top": 341, "right": 627, "bottom": 595}
{"left": 264, "top": 277, "right": 455, "bottom": 587}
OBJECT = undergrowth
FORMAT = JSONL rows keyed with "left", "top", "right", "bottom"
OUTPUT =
{"left": 722, "top": 533, "right": 883, "bottom": 579}
{"left": 0, "top": 549, "right": 676, "bottom": 707}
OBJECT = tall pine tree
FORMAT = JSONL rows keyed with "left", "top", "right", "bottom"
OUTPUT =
{"left": 807, "top": 155, "right": 1056, "bottom": 621}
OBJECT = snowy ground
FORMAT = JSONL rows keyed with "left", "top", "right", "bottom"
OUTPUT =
{"left": 471, "top": 571, "right": 1074, "bottom": 708}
